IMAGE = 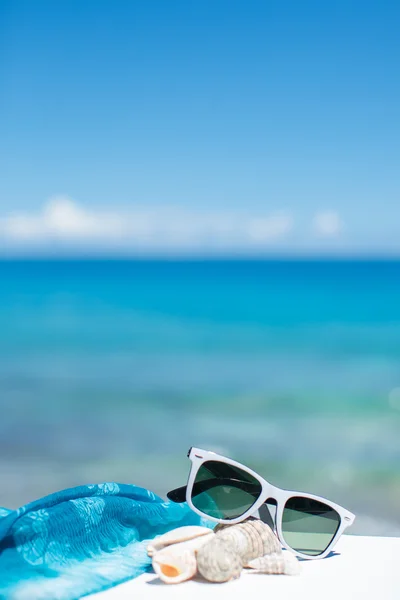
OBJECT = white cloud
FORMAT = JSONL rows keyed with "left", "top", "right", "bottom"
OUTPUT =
{"left": 1, "top": 197, "right": 126, "bottom": 240}
{"left": 0, "top": 196, "right": 294, "bottom": 252}
{"left": 246, "top": 214, "right": 293, "bottom": 241}
{"left": 312, "top": 211, "right": 342, "bottom": 237}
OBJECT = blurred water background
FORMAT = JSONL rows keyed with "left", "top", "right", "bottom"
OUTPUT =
{"left": 0, "top": 258, "right": 399, "bottom": 536}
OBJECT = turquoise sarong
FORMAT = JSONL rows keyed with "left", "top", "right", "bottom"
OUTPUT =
{"left": 0, "top": 483, "right": 209, "bottom": 600}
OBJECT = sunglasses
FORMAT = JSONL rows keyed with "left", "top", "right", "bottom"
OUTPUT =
{"left": 167, "top": 447, "right": 355, "bottom": 559}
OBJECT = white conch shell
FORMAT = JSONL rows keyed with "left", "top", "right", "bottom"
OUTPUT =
{"left": 246, "top": 551, "right": 301, "bottom": 576}
{"left": 147, "top": 526, "right": 213, "bottom": 557}
{"left": 197, "top": 518, "right": 284, "bottom": 582}
{"left": 152, "top": 533, "right": 214, "bottom": 584}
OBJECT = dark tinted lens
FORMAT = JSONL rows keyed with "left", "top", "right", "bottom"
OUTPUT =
{"left": 282, "top": 497, "right": 340, "bottom": 556}
{"left": 191, "top": 460, "right": 262, "bottom": 520}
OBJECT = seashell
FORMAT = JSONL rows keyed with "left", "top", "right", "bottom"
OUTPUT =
{"left": 246, "top": 551, "right": 301, "bottom": 576}
{"left": 150, "top": 517, "right": 299, "bottom": 585}
{"left": 147, "top": 525, "right": 212, "bottom": 557}
{"left": 197, "top": 518, "right": 283, "bottom": 583}
{"left": 152, "top": 533, "right": 214, "bottom": 584}
{"left": 213, "top": 518, "right": 281, "bottom": 565}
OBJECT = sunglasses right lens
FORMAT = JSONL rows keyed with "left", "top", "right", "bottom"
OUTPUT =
{"left": 191, "top": 460, "right": 262, "bottom": 520}
{"left": 282, "top": 496, "right": 341, "bottom": 556}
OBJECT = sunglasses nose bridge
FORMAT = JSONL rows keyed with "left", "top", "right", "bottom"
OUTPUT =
{"left": 257, "top": 498, "right": 278, "bottom": 530}
{"left": 261, "top": 479, "right": 279, "bottom": 500}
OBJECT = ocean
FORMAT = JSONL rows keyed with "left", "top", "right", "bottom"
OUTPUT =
{"left": 0, "top": 259, "right": 399, "bottom": 535}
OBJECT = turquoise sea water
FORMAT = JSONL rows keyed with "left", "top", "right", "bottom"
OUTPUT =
{"left": 0, "top": 259, "right": 399, "bottom": 535}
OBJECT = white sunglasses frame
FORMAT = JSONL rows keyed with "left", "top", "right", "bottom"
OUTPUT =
{"left": 184, "top": 447, "right": 356, "bottom": 560}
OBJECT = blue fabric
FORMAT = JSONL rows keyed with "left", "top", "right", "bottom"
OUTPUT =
{"left": 0, "top": 483, "right": 210, "bottom": 600}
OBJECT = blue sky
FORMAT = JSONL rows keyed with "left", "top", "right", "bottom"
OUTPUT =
{"left": 0, "top": 0, "right": 399, "bottom": 255}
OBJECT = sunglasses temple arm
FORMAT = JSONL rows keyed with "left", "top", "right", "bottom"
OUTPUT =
{"left": 166, "top": 478, "right": 261, "bottom": 503}
{"left": 166, "top": 485, "right": 187, "bottom": 502}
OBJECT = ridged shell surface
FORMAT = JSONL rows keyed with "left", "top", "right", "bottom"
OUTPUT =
{"left": 213, "top": 518, "right": 281, "bottom": 564}
{"left": 197, "top": 518, "right": 282, "bottom": 582}
{"left": 197, "top": 537, "right": 242, "bottom": 583}
{"left": 247, "top": 551, "right": 300, "bottom": 576}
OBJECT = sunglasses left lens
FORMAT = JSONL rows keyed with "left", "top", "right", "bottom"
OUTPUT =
{"left": 191, "top": 460, "right": 262, "bottom": 520}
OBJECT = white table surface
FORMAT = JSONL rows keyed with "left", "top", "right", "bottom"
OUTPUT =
{"left": 90, "top": 535, "right": 400, "bottom": 600}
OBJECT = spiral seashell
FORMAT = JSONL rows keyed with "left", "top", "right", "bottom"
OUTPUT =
{"left": 213, "top": 518, "right": 281, "bottom": 565}
{"left": 197, "top": 518, "right": 283, "bottom": 583}
{"left": 246, "top": 551, "right": 301, "bottom": 576}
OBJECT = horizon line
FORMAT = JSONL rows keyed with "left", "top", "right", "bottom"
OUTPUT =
{"left": 1, "top": 253, "right": 400, "bottom": 262}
